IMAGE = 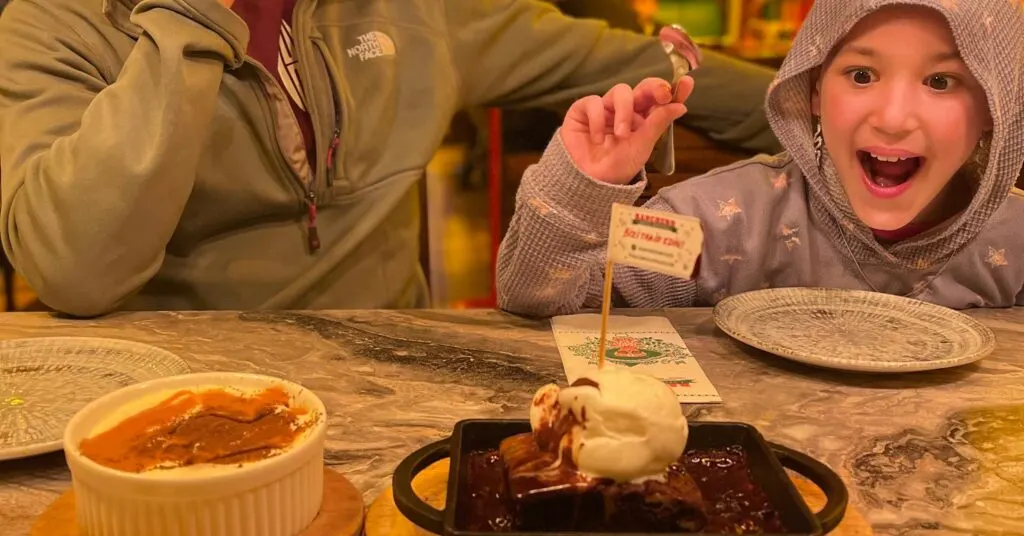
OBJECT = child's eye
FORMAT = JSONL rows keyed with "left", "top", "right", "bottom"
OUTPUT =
{"left": 925, "top": 74, "right": 956, "bottom": 91}
{"left": 844, "top": 68, "right": 875, "bottom": 86}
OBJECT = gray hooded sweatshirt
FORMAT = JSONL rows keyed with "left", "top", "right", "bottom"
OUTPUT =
{"left": 497, "top": 0, "right": 1024, "bottom": 317}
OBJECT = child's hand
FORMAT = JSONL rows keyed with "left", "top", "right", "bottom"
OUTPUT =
{"left": 560, "top": 76, "right": 693, "bottom": 185}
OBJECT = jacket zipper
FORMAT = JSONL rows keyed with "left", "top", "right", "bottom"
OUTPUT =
{"left": 305, "top": 190, "right": 320, "bottom": 251}
{"left": 294, "top": 22, "right": 344, "bottom": 252}
{"left": 306, "top": 43, "right": 342, "bottom": 253}
{"left": 249, "top": 0, "right": 345, "bottom": 254}
{"left": 313, "top": 38, "right": 344, "bottom": 189}
{"left": 314, "top": 119, "right": 340, "bottom": 253}
{"left": 306, "top": 114, "right": 339, "bottom": 253}
{"left": 289, "top": 0, "right": 322, "bottom": 253}
{"left": 326, "top": 130, "right": 340, "bottom": 184}
{"left": 248, "top": 63, "right": 324, "bottom": 253}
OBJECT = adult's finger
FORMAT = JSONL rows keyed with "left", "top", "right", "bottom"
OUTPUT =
{"left": 602, "top": 84, "right": 635, "bottom": 138}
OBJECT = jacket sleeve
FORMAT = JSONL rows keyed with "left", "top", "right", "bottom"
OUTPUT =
{"left": 0, "top": 0, "right": 248, "bottom": 317}
{"left": 680, "top": 48, "right": 782, "bottom": 155}
{"left": 496, "top": 131, "right": 699, "bottom": 318}
{"left": 443, "top": 0, "right": 675, "bottom": 109}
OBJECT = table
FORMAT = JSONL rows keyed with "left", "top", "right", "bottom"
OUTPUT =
{"left": 1, "top": 308, "right": 1022, "bottom": 535}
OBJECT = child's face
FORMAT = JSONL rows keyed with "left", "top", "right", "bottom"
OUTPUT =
{"left": 811, "top": 6, "right": 991, "bottom": 231}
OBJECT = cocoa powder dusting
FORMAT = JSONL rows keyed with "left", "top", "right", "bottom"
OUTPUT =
{"left": 78, "top": 386, "right": 313, "bottom": 473}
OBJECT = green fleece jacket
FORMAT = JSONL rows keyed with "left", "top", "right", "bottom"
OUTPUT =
{"left": 0, "top": 0, "right": 763, "bottom": 316}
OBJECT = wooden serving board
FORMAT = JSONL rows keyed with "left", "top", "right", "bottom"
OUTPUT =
{"left": 789, "top": 473, "right": 873, "bottom": 536}
{"left": 365, "top": 459, "right": 873, "bottom": 536}
{"left": 365, "top": 458, "right": 449, "bottom": 536}
{"left": 31, "top": 467, "right": 364, "bottom": 536}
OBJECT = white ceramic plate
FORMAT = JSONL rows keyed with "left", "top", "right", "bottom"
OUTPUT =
{"left": 713, "top": 288, "right": 996, "bottom": 373}
{"left": 0, "top": 337, "right": 189, "bottom": 461}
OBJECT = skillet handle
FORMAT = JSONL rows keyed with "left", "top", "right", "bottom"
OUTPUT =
{"left": 769, "top": 442, "right": 849, "bottom": 534}
{"left": 392, "top": 438, "right": 451, "bottom": 535}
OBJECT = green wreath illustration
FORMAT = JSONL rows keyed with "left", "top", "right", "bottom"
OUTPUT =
{"left": 568, "top": 336, "right": 691, "bottom": 367}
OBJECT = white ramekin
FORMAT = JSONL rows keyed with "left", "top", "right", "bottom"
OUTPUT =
{"left": 63, "top": 372, "right": 327, "bottom": 536}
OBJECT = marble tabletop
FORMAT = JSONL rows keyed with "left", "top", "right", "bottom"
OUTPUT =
{"left": 0, "top": 307, "right": 1022, "bottom": 535}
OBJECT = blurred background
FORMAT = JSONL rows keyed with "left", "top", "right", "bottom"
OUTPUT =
{"left": 0, "top": 0, "right": 813, "bottom": 312}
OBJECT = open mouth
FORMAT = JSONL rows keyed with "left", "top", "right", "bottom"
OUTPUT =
{"left": 857, "top": 150, "right": 923, "bottom": 196}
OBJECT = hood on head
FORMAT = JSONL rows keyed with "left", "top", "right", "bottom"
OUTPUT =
{"left": 765, "top": 0, "right": 1024, "bottom": 270}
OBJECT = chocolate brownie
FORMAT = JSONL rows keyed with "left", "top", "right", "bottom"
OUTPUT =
{"left": 497, "top": 432, "right": 708, "bottom": 532}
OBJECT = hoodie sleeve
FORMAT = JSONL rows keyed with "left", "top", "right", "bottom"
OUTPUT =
{"left": 443, "top": 0, "right": 675, "bottom": 110}
{"left": 0, "top": 0, "right": 248, "bottom": 317}
{"left": 496, "top": 131, "right": 699, "bottom": 318}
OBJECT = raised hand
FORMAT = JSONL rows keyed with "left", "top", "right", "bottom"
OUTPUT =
{"left": 560, "top": 77, "right": 694, "bottom": 185}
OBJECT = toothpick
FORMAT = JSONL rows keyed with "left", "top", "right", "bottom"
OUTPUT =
{"left": 596, "top": 256, "right": 614, "bottom": 369}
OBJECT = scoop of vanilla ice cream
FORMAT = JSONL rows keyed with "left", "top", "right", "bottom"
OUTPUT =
{"left": 529, "top": 367, "right": 688, "bottom": 483}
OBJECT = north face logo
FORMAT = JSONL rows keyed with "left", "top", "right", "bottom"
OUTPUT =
{"left": 346, "top": 31, "right": 397, "bottom": 61}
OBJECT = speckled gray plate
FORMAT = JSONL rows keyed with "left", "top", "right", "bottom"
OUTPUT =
{"left": 713, "top": 288, "right": 996, "bottom": 373}
{"left": 0, "top": 337, "right": 190, "bottom": 461}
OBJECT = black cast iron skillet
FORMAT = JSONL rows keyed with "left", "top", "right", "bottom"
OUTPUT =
{"left": 393, "top": 419, "right": 848, "bottom": 536}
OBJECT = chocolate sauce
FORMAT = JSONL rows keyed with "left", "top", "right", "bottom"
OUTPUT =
{"left": 569, "top": 377, "right": 600, "bottom": 390}
{"left": 685, "top": 445, "right": 785, "bottom": 533}
{"left": 500, "top": 433, "right": 589, "bottom": 496}
{"left": 529, "top": 392, "right": 579, "bottom": 459}
{"left": 457, "top": 449, "right": 515, "bottom": 532}
{"left": 457, "top": 444, "right": 785, "bottom": 534}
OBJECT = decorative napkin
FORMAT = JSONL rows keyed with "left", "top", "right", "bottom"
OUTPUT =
{"left": 550, "top": 314, "right": 722, "bottom": 403}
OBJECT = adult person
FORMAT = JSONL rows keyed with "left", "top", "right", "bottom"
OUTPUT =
{"left": 0, "top": 0, "right": 695, "bottom": 317}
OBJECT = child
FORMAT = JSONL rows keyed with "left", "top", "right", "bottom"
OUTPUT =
{"left": 497, "top": 0, "right": 1024, "bottom": 317}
